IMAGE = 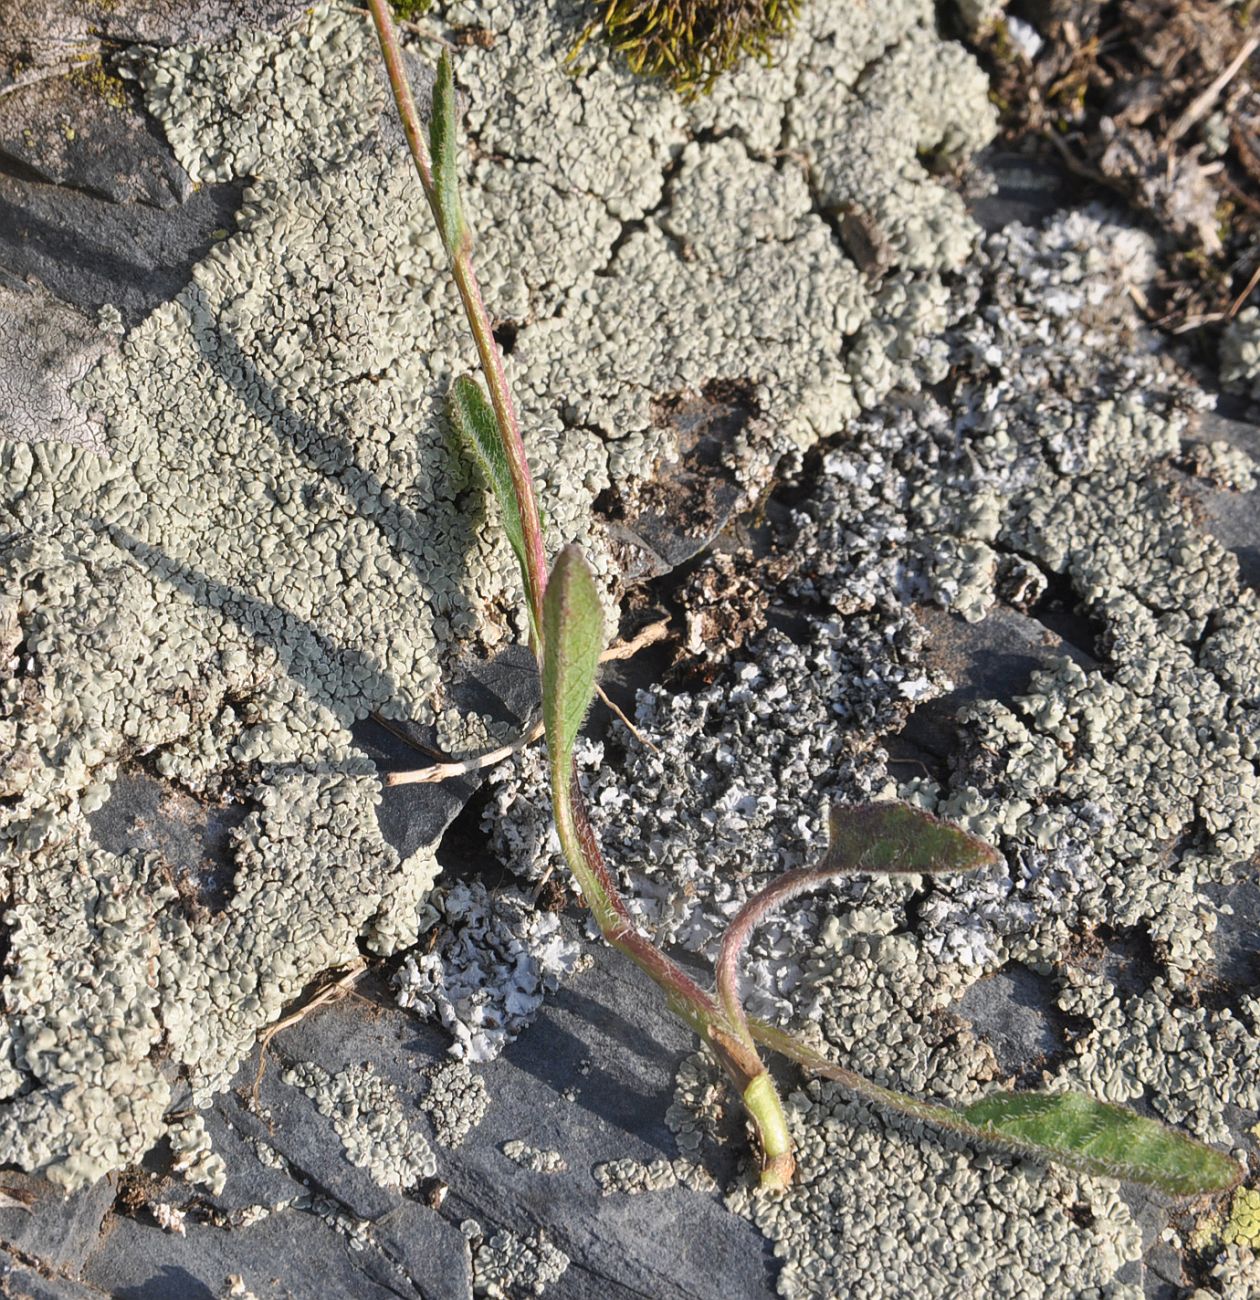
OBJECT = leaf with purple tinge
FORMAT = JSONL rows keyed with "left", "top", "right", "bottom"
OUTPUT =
{"left": 819, "top": 802, "right": 1000, "bottom": 876}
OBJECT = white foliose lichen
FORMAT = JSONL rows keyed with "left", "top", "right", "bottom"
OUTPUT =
{"left": 169, "top": 1111, "right": 228, "bottom": 1196}
{"left": 393, "top": 882, "right": 582, "bottom": 1061}
{"left": 482, "top": 613, "right": 942, "bottom": 1022}
{"left": 501, "top": 1140, "right": 566, "bottom": 1174}
{"left": 419, "top": 1057, "right": 490, "bottom": 1148}
{"left": 0, "top": 0, "right": 996, "bottom": 1189}
{"left": 281, "top": 1059, "right": 437, "bottom": 1191}
{"left": 471, "top": 1226, "right": 569, "bottom": 1299}
{"left": 1193, "top": 1244, "right": 1260, "bottom": 1300}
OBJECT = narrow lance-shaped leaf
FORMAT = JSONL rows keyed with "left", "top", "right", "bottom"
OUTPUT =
{"left": 542, "top": 546, "right": 604, "bottom": 783}
{"left": 449, "top": 375, "right": 526, "bottom": 559}
{"left": 819, "top": 801, "right": 1000, "bottom": 875}
{"left": 749, "top": 1019, "right": 1241, "bottom": 1199}
{"left": 429, "top": 51, "right": 465, "bottom": 251}
{"left": 961, "top": 1091, "right": 1241, "bottom": 1198}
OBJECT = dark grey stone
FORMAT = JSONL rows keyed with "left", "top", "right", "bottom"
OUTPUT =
{"left": 1184, "top": 411, "right": 1260, "bottom": 591}
{"left": 0, "top": 1177, "right": 114, "bottom": 1274}
{"left": 0, "top": 1250, "right": 111, "bottom": 1300}
{"left": 954, "top": 963, "right": 1066, "bottom": 1085}
{"left": 109, "top": 935, "right": 778, "bottom": 1300}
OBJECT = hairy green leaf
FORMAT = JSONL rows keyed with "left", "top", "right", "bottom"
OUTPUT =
{"left": 962, "top": 1091, "right": 1241, "bottom": 1197}
{"left": 542, "top": 546, "right": 604, "bottom": 775}
{"left": 429, "top": 51, "right": 465, "bottom": 249}
{"left": 448, "top": 376, "right": 526, "bottom": 564}
{"left": 819, "top": 802, "right": 999, "bottom": 875}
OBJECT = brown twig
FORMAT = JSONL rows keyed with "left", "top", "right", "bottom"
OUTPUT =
{"left": 1229, "top": 262, "right": 1260, "bottom": 317}
{"left": 250, "top": 959, "right": 368, "bottom": 1110}
{"left": 1167, "top": 33, "right": 1260, "bottom": 145}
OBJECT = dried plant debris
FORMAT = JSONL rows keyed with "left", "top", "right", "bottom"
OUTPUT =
{"left": 0, "top": 0, "right": 995, "bottom": 1187}
{"left": 961, "top": 0, "right": 1260, "bottom": 329}
{"left": 394, "top": 881, "right": 583, "bottom": 1061}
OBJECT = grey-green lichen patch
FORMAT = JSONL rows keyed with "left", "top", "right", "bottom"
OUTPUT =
{"left": 501, "top": 1140, "right": 566, "bottom": 1174}
{"left": 471, "top": 1225, "right": 569, "bottom": 1299}
{"left": 1055, "top": 964, "right": 1260, "bottom": 1146}
{"left": 771, "top": 213, "right": 1259, "bottom": 1288}
{"left": 1221, "top": 306, "right": 1260, "bottom": 402}
{"left": 281, "top": 1059, "right": 437, "bottom": 1190}
{"left": 730, "top": 1080, "right": 1144, "bottom": 1300}
{"left": 169, "top": 1111, "right": 228, "bottom": 1196}
{"left": 0, "top": 0, "right": 996, "bottom": 1190}
{"left": 1192, "top": 1245, "right": 1260, "bottom": 1300}
{"left": 419, "top": 1057, "right": 490, "bottom": 1148}
{"left": 593, "top": 1155, "right": 715, "bottom": 1195}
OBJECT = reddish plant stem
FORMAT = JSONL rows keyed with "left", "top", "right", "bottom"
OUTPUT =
{"left": 716, "top": 867, "right": 848, "bottom": 1045}
{"left": 367, "top": 1, "right": 795, "bottom": 1187}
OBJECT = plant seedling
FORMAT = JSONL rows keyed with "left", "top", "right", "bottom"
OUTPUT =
{"left": 364, "top": 0, "right": 1241, "bottom": 1200}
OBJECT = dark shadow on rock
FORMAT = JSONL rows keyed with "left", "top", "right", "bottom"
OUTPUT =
{"left": 113, "top": 1265, "right": 217, "bottom": 1300}
{"left": 351, "top": 716, "right": 478, "bottom": 858}
{"left": 88, "top": 769, "right": 247, "bottom": 914}
{"left": 0, "top": 171, "right": 243, "bottom": 327}
{"left": 182, "top": 288, "right": 480, "bottom": 642}
{"left": 101, "top": 522, "right": 401, "bottom": 731}
{"left": 499, "top": 995, "right": 681, "bottom": 1156}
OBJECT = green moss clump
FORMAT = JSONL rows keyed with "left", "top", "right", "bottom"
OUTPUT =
{"left": 575, "top": 0, "right": 802, "bottom": 97}
{"left": 391, "top": 0, "right": 433, "bottom": 21}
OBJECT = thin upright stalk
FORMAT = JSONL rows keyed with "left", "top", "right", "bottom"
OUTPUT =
{"left": 365, "top": 0, "right": 548, "bottom": 631}
{"left": 366, "top": 1, "right": 795, "bottom": 1186}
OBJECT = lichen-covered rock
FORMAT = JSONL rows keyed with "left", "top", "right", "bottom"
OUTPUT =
{"left": 0, "top": 0, "right": 996, "bottom": 1188}
{"left": 470, "top": 1224, "right": 569, "bottom": 1299}
{"left": 281, "top": 1060, "right": 437, "bottom": 1191}
{"left": 419, "top": 1057, "right": 490, "bottom": 1149}
{"left": 494, "top": 206, "right": 1260, "bottom": 1293}
{"left": 731, "top": 1080, "right": 1144, "bottom": 1300}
